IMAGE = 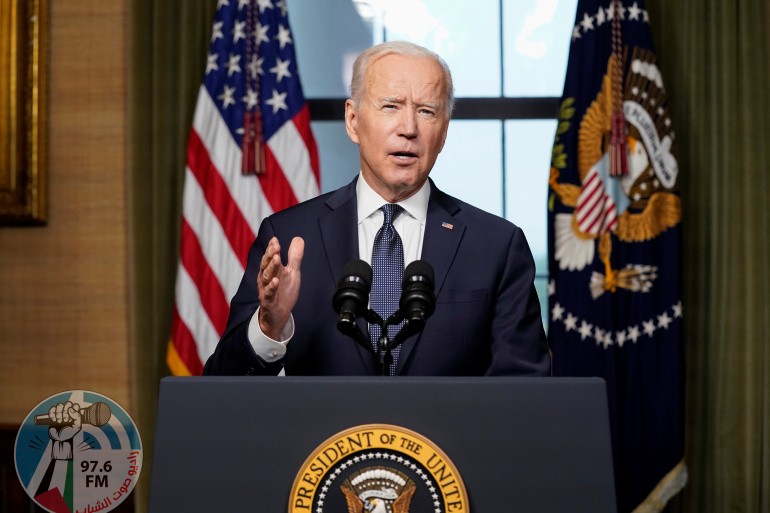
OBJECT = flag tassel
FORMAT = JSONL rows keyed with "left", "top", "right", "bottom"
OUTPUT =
{"left": 241, "top": 111, "right": 267, "bottom": 175}
{"left": 609, "top": 111, "right": 628, "bottom": 177}
{"left": 609, "top": 0, "right": 627, "bottom": 177}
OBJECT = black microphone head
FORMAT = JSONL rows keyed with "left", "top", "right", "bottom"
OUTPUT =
{"left": 332, "top": 259, "right": 373, "bottom": 316}
{"left": 403, "top": 260, "right": 434, "bottom": 285}
{"left": 400, "top": 260, "right": 436, "bottom": 319}
{"left": 340, "top": 259, "right": 373, "bottom": 288}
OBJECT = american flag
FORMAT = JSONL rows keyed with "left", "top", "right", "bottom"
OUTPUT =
{"left": 167, "top": 0, "right": 320, "bottom": 375}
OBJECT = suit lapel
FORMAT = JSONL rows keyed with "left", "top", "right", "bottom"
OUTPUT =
{"left": 395, "top": 182, "right": 465, "bottom": 374}
{"left": 420, "top": 188, "right": 464, "bottom": 297}
{"left": 319, "top": 180, "right": 358, "bottom": 282}
{"left": 319, "top": 177, "right": 380, "bottom": 374}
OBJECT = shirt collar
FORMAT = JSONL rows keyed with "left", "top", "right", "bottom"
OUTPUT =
{"left": 356, "top": 172, "right": 430, "bottom": 225}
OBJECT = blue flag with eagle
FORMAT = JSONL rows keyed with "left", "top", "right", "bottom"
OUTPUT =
{"left": 547, "top": 1, "right": 686, "bottom": 511}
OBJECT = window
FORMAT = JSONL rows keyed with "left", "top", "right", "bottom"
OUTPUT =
{"left": 288, "top": 0, "right": 578, "bottom": 325}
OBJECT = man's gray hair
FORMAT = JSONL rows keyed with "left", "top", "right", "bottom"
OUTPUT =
{"left": 349, "top": 41, "right": 455, "bottom": 117}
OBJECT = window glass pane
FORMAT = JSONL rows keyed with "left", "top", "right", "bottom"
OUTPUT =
{"left": 504, "top": 120, "right": 555, "bottom": 275}
{"left": 288, "top": 0, "right": 375, "bottom": 98}
{"left": 378, "top": 0, "right": 502, "bottom": 97}
{"left": 290, "top": 0, "right": 576, "bottom": 98}
{"left": 289, "top": 0, "right": 503, "bottom": 98}
{"left": 503, "top": 0, "right": 577, "bottom": 96}
{"left": 311, "top": 121, "right": 360, "bottom": 193}
{"left": 432, "top": 121, "right": 502, "bottom": 217}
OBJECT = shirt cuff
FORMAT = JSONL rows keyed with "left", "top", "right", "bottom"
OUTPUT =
{"left": 247, "top": 307, "right": 294, "bottom": 363}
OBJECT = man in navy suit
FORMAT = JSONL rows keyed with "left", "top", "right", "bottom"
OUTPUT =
{"left": 203, "top": 41, "right": 550, "bottom": 377}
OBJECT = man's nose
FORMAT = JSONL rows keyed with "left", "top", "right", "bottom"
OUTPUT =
{"left": 397, "top": 108, "right": 418, "bottom": 138}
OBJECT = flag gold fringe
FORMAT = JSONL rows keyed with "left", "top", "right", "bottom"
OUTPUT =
{"left": 166, "top": 340, "right": 193, "bottom": 376}
{"left": 632, "top": 460, "right": 688, "bottom": 513}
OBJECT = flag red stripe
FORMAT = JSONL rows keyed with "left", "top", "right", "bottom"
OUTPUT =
{"left": 582, "top": 212, "right": 603, "bottom": 233}
{"left": 179, "top": 220, "right": 230, "bottom": 335}
{"left": 582, "top": 171, "right": 600, "bottom": 190}
{"left": 259, "top": 146, "right": 300, "bottom": 213}
{"left": 171, "top": 308, "right": 204, "bottom": 375}
{"left": 577, "top": 192, "right": 604, "bottom": 228}
{"left": 187, "top": 130, "right": 255, "bottom": 266}
{"left": 576, "top": 175, "right": 602, "bottom": 215}
{"left": 604, "top": 202, "right": 617, "bottom": 220}
{"left": 577, "top": 192, "right": 602, "bottom": 223}
{"left": 293, "top": 105, "right": 321, "bottom": 183}
{"left": 581, "top": 195, "right": 610, "bottom": 233}
{"left": 582, "top": 198, "right": 617, "bottom": 234}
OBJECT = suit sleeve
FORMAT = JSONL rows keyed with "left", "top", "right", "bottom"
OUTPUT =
{"left": 202, "top": 219, "right": 285, "bottom": 376}
{"left": 486, "top": 225, "right": 552, "bottom": 376}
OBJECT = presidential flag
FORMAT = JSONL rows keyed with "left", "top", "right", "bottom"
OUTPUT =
{"left": 547, "top": 1, "right": 685, "bottom": 511}
{"left": 167, "top": 0, "right": 320, "bottom": 376}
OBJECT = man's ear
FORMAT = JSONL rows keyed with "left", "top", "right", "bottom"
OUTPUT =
{"left": 437, "top": 119, "right": 449, "bottom": 153}
{"left": 344, "top": 99, "right": 360, "bottom": 144}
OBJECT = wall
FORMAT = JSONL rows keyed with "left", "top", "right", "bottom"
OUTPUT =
{"left": 0, "top": 0, "right": 131, "bottom": 424}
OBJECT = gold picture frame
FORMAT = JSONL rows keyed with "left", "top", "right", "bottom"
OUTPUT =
{"left": 1, "top": 0, "right": 46, "bottom": 225}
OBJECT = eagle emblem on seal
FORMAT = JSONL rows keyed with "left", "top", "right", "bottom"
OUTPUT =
{"left": 550, "top": 47, "right": 681, "bottom": 299}
{"left": 340, "top": 467, "right": 416, "bottom": 513}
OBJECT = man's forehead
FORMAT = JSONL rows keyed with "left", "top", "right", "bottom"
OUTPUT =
{"left": 368, "top": 54, "right": 442, "bottom": 79}
{"left": 366, "top": 55, "right": 445, "bottom": 96}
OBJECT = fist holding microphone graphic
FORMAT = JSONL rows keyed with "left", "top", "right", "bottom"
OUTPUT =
{"left": 34, "top": 401, "right": 111, "bottom": 460}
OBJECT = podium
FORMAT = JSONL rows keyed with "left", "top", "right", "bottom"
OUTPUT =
{"left": 149, "top": 376, "right": 616, "bottom": 512}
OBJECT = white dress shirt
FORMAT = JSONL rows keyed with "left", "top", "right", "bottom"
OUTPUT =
{"left": 356, "top": 172, "right": 429, "bottom": 266}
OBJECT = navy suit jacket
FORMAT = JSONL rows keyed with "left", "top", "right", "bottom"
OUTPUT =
{"left": 203, "top": 177, "right": 550, "bottom": 376}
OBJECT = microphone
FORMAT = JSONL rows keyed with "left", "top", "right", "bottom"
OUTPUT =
{"left": 389, "top": 260, "right": 436, "bottom": 346}
{"left": 34, "top": 402, "right": 112, "bottom": 427}
{"left": 399, "top": 260, "right": 435, "bottom": 328}
{"left": 333, "top": 259, "right": 374, "bottom": 351}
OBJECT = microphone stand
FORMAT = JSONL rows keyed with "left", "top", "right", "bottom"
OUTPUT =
{"left": 335, "top": 307, "right": 397, "bottom": 375}
{"left": 337, "top": 309, "right": 400, "bottom": 376}
{"left": 377, "top": 332, "right": 392, "bottom": 376}
{"left": 371, "top": 311, "right": 423, "bottom": 376}
{"left": 338, "top": 308, "right": 426, "bottom": 376}
{"left": 363, "top": 310, "right": 393, "bottom": 376}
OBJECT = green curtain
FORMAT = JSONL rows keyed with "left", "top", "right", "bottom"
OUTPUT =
{"left": 128, "top": 1, "right": 216, "bottom": 511}
{"left": 128, "top": 1, "right": 770, "bottom": 512}
{"left": 648, "top": 0, "right": 770, "bottom": 511}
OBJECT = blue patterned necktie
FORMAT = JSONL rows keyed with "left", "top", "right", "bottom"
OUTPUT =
{"left": 370, "top": 203, "right": 405, "bottom": 375}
